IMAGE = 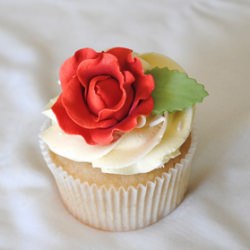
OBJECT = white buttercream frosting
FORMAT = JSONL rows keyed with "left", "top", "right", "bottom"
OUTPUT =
{"left": 40, "top": 53, "right": 193, "bottom": 175}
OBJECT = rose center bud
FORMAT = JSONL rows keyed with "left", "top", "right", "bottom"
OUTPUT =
{"left": 87, "top": 75, "right": 122, "bottom": 115}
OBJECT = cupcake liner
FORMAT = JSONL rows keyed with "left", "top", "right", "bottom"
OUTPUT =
{"left": 39, "top": 121, "right": 197, "bottom": 231}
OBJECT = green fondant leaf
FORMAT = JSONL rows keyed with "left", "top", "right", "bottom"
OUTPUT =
{"left": 146, "top": 67, "right": 208, "bottom": 114}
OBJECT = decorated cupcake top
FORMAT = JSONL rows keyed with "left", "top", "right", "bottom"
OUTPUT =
{"left": 41, "top": 47, "right": 208, "bottom": 175}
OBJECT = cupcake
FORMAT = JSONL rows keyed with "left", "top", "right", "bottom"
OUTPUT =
{"left": 39, "top": 47, "right": 208, "bottom": 231}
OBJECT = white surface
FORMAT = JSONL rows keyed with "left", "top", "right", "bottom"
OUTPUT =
{"left": 0, "top": 0, "right": 250, "bottom": 249}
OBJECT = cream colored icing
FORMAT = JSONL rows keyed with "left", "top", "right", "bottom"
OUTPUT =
{"left": 40, "top": 53, "right": 193, "bottom": 175}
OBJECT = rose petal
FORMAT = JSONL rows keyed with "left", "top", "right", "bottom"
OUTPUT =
{"left": 61, "top": 77, "right": 117, "bottom": 129}
{"left": 122, "top": 70, "right": 135, "bottom": 86}
{"left": 130, "top": 74, "right": 155, "bottom": 112}
{"left": 52, "top": 96, "right": 95, "bottom": 144}
{"left": 98, "top": 85, "right": 134, "bottom": 121}
{"left": 59, "top": 48, "right": 98, "bottom": 90}
{"left": 106, "top": 47, "right": 133, "bottom": 71}
{"left": 76, "top": 53, "right": 124, "bottom": 89}
{"left": 94, "top": 76, "right": 122, "bottom": 108}
{"left": 87, "top": 75, "right": 108, "bottom": 114}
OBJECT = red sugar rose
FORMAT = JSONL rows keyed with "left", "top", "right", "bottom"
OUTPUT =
{"left": 52, "top": 47, "right": 154, "bottom": 145}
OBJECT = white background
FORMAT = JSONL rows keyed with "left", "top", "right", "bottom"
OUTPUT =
{"left": 1, "top": 0, "right": 250, "bottom": 249}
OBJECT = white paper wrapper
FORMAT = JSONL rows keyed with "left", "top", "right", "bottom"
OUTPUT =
{"left": 39, "top": 122, "right": 197, "bottom": 231}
